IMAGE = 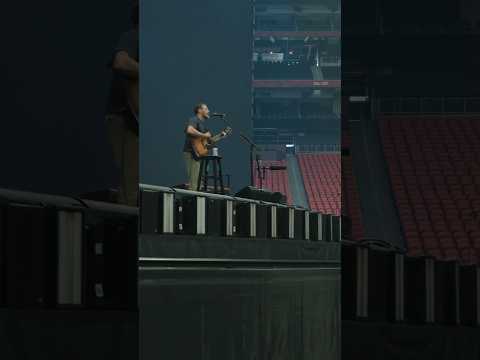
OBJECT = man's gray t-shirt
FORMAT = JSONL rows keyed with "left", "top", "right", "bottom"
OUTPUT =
{"left": 183, "top": 116, "right": 209, "bottom": 156}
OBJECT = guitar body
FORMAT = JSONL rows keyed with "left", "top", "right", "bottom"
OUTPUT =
{"left": 191, "top": 127, "right": 232, "bottom": 158}
{"left": 191, "top": 137, "right": 210, "bottom": 158}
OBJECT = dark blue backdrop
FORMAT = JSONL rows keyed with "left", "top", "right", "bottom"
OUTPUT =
{"left": 0, "top": 1, "right": 132, "bottom": 195}
{"left": 140, "top": 0, "right": 253, "bottom": 190}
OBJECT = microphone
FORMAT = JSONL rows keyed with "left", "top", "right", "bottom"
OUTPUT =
{"left": 212, "top": 112, "right": 227, "bottom": 117}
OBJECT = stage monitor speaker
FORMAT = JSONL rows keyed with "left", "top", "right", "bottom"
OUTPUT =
{"left": 235, "top": 186, "right": 286, "bottom": 204}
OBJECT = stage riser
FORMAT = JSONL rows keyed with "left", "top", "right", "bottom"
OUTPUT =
{"left": 140, "top": 263, "right": 340, "bottom": 360}
{"left": 139, "top": 234, "right": 341, "bottom": 262}
{"left": 139, "top": 187, "right": 341, "bottom": 242}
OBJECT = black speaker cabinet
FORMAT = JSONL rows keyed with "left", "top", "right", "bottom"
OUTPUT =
{"left": 342, "top": 243, "right": 367, "bottom": 319}
{"left": 404, "top": 257, "right": 435, "bottom": 323}
{"left": 293, "top": 209, "right": 308, "bottom": 240}
{"left": 177, "top": 196, "right": 205, "bottom": 235}
{"left": 277, "top": 206, "right": 294, "bottom": 239}
{"left": 459, "top": 265, "right": 480, "bottom": 326}
{"left": 4, "top": 203, "right": 57, "bottom": 307}
{"left": 331, "top": 216, "right": 341, "bottom": 242}
{"left": 309, "top": 213, "right": 321, "bottom": 241}
{"left": 435, "top": 261, "right": 460, "bottom": 325}
{"left": 205, "top": 198, "right": 222, "bottom": 236}
{"left": 341, "top": 215, "right": 351, "bottom": 240}
{"left": 322, "top": 214, "right": 332, "bottom": 241}
{"left": 0, "top": 205, "right": 4, "bottom": 306}
{"left": 222, "top": 199, "right": 236, "bottom": 237}
{"left": 234, "top": 201, "right": 269, "bottom": 238}
{"left": 178, "top": 196, "right": 225, "bottom": 236}
{"left": 367, "top": 249, "right": 396, "bottom": 321}
{"left": 139, "top": 190, "right": 175, "bottom": 234}
{"left": 235, "top": 202, "right": 255, "bottom": 238}
{"left": 83, "top": 208, "right": 137, "bottom": 310}
{"left": 266, "top": 205, "right": 278, "bottom": 238}
{"left": 256, "top": 203, "right": 268, "bottom": 238}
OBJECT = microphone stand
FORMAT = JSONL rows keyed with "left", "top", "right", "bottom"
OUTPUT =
{"left": 239, "top": 133, "right": 261, "bottom": 188}
{"left": 215, "top": 115, "right": 262, "bottom": 188}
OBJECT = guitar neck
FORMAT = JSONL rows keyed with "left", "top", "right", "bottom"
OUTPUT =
{"left": 211, "top": 132, "right": 227, "bottom": 143}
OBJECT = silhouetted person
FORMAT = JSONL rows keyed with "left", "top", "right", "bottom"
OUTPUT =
{"left": 106, "top": 1, "right": 139, "bottom": 206}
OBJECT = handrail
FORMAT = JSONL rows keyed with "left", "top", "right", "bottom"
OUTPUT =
{"left": 249, "top": 143, "right": 340, "bottom": 153}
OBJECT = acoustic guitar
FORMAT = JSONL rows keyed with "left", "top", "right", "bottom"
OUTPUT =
{"left": 192, "top": 127, "right": 232, "bottom": 158}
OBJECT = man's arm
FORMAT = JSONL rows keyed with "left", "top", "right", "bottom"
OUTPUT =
{"left": 186, "top": 125, "right": 211, "bottom": 139}
{"left": 112, "top": 51, "right": 138, "bottom": 80}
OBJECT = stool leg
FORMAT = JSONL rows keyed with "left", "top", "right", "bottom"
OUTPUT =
{"left": 203, "top": 159, "right": 209, "bottom": 191}
{"left": 213, "top": 159, "right": 218, "bottom": 193}
{"left": 218, "top": 159, "right": 224, "bottom": 194}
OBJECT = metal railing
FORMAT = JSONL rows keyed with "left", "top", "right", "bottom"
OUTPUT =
{"left": 376, "top": 97, "right": 480, "bottom": 114}
{"left": 296, "top": 144, "right": 340, "bottom": 153}
{"left": 253, "top": 143, "right": 340, "bottom": 153}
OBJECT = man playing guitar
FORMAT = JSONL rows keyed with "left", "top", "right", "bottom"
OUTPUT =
{"left": 183, "top": 103, "right": 231, "bottom": 191}
{"left": 105, "top": 1, "right": 139, "bottom": 206}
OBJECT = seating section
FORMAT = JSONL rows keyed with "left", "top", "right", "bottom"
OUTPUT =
{"left": 298, "top": 153, "right": 341, "bottom": 215}
{"left": 380, "top": 115, "right": 480, "bottom": 264}
{"left": 254, "top": 62, "right": 312, "bottom": 80}
{"left": 253, "top": 160, "right": 292, "bottom": 205}
{"left": 341, "top": 130, "right": 364, "bottom": 240}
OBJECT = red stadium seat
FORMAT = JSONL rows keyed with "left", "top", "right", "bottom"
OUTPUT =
{"left": 380, "top": 114, "right": 480, "bottom": 265}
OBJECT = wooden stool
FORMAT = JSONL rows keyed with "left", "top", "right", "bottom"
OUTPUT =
{"left": 197, "top": 155, "right": 225, "bottom": 194}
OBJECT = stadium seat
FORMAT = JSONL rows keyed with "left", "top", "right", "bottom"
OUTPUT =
{"left": 380, "top": 115, "right": 480, "bottom": 264}
{"left": 298, "top": 153, "right": 341, "bottom": 217}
